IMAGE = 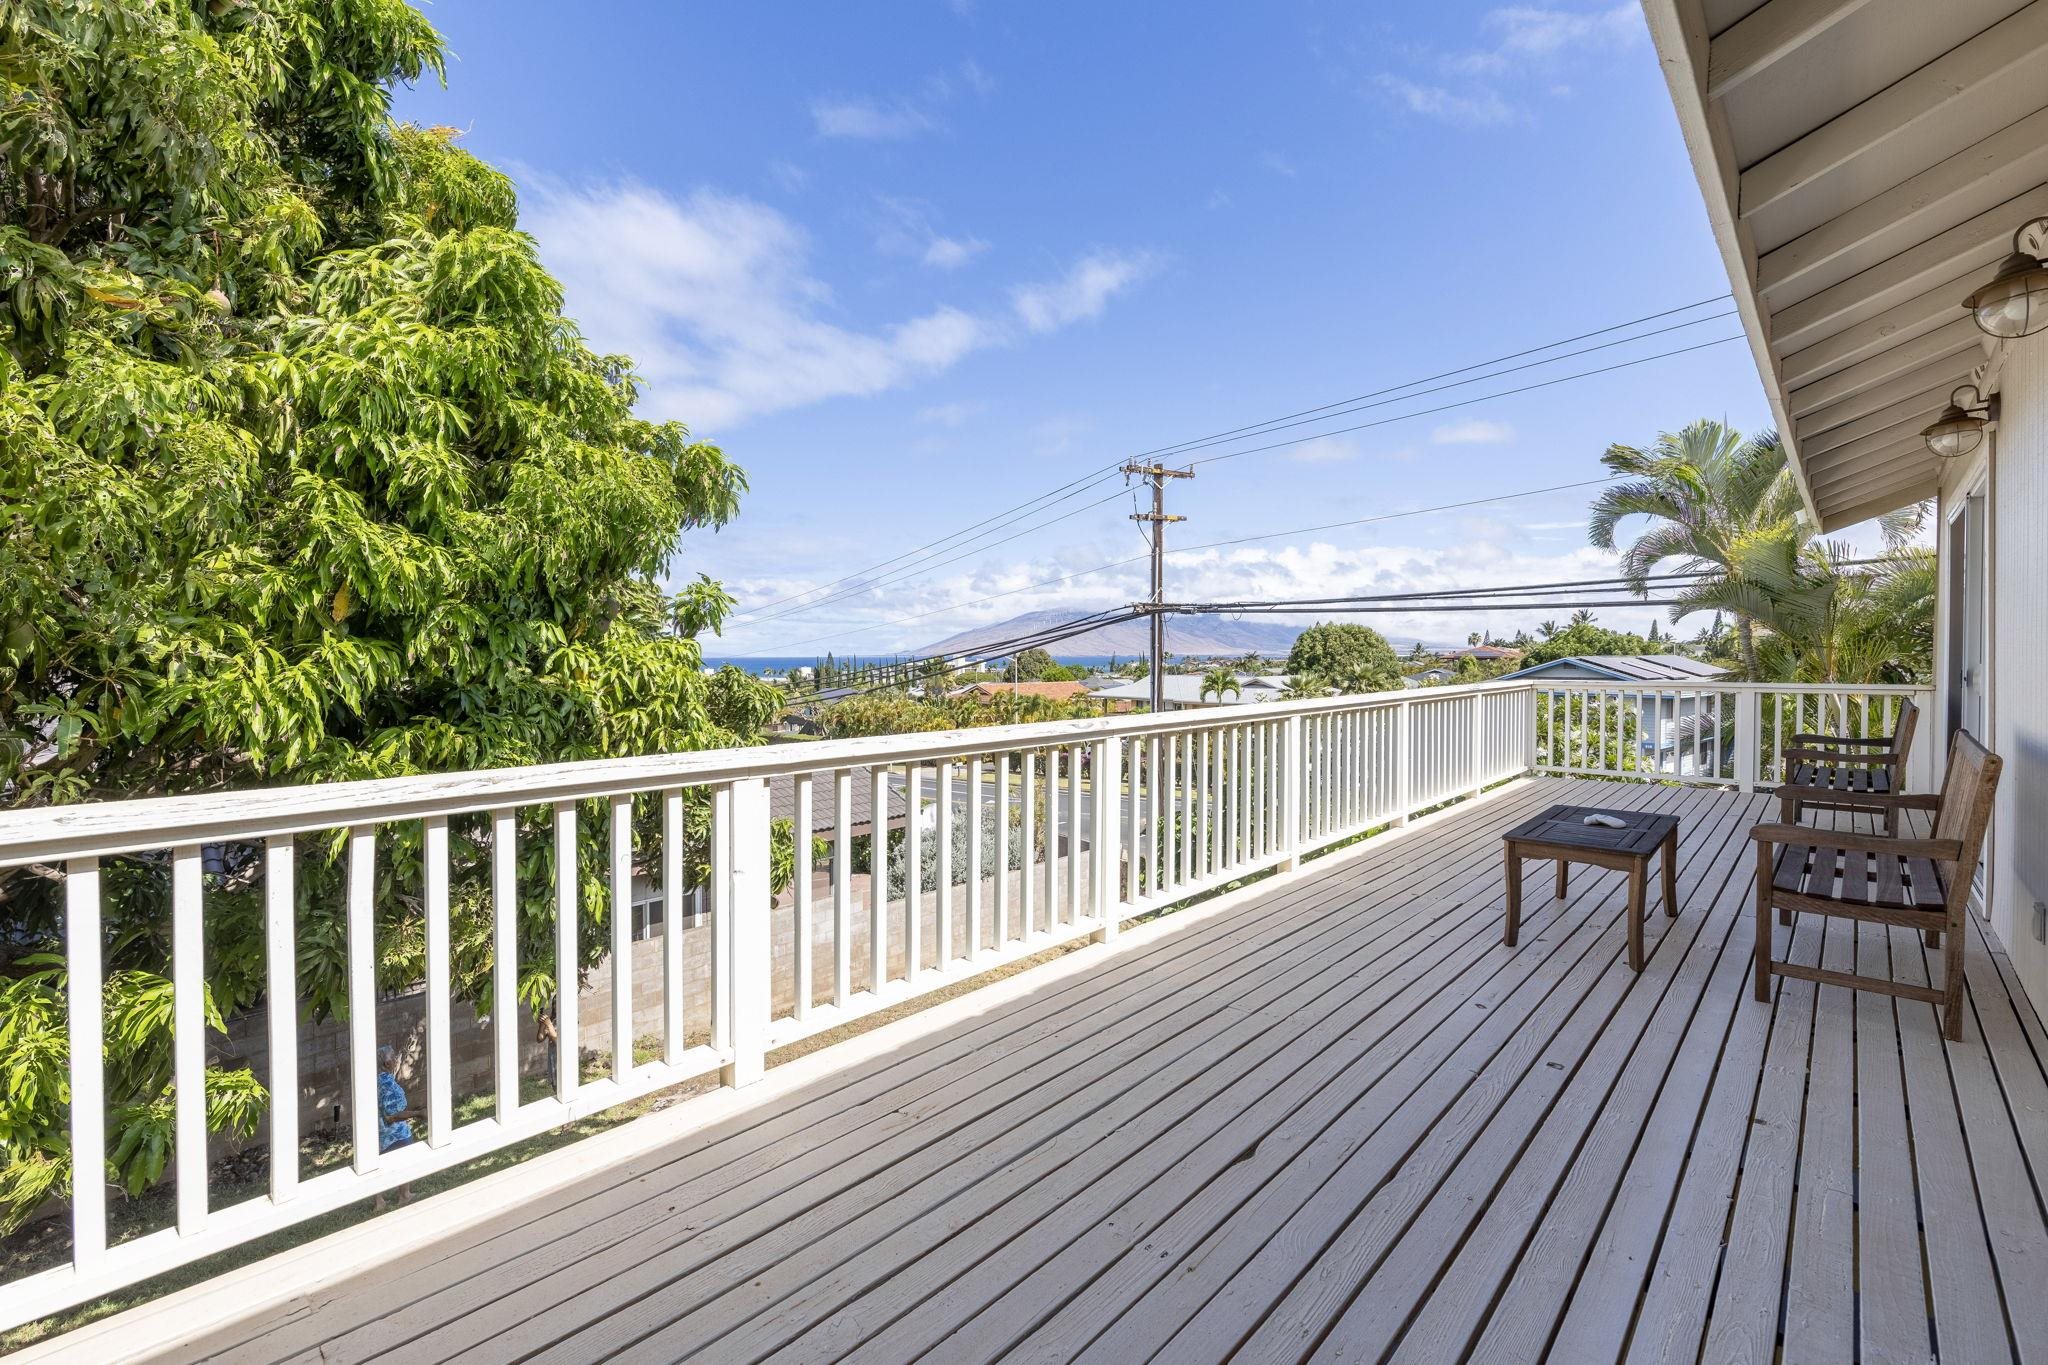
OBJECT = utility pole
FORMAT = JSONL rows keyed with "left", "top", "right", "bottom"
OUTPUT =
{"left": 1124, "top": 462, "right": 1192, "bottom": 712}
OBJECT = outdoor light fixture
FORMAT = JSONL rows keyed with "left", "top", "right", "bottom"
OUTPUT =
{"left": 1964, "top": 216, "right": 2048, "bottom": 339}
{"left": 1921, "top": 384, "right": 1996, "bottom": 460}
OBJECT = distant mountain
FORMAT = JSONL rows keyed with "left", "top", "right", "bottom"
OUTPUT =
{"left": 919, "top": 610, "right": 1429, "bottom": 660}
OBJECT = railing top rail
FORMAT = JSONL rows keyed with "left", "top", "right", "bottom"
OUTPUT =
{"left": 0, "top": 681, "right": 1536, "bottom": 868}
{"left": 1531, "top": 680, "right": 1929, "bottom": 696}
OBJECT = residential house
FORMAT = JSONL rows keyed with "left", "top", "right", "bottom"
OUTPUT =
{"left": 1091, "top": 672, "right": 1291, "bottom": 710}
{"left": 1645, "top": 0, "right": 2047, "bottom": 1016}
{"left": 1502, "top": 654, "right": 1732, "bottom": 774}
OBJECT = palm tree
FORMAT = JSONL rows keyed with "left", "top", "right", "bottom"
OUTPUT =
{"left": 1537, "top": 620, "right": 1559, "bottom": 639}
{"left": 1570, "top": 607, "right": 1597, "bottom": 626}
{"left": 1199, "top": 667, "right": 1242, "bottom": 704}
{"left": 1589, "top": 421, "right": 1800, "bottom": 677}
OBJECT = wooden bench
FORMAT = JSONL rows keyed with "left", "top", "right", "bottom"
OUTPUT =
{"left": 1751, "top": 729, "right": 2001, "bottom": 1041}
{"left": 1776, "top": 697, "right": 1918, "bottom": 834}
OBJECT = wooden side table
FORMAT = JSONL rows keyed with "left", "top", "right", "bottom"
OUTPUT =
{"left": 1502, "top": 804, "right": 1680, "bottom": 971}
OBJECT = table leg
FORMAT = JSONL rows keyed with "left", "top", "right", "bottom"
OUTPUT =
{"left": 1662, "top": 831, "right": 1678, "bottom": 917}
{"left": 1626, "top": 860, "right": 1646, "bottom": 972}
{"left": 1504, "top": 845, "right": 1521, "bottom": 948}
{"left": 1554, "top": 859, "right": 1568, "bottom": 899}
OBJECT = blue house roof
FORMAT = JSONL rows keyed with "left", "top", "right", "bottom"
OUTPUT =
{"left": 1499, "top": 654, "right": 1729, "bottom": 683}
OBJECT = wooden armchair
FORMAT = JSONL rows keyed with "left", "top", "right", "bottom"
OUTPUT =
{"left": 1776, "top": 697, "right": 1919, "bottom": 834}
{"left": 1751, "top": 729, "right": 2001, "bottom": 1041}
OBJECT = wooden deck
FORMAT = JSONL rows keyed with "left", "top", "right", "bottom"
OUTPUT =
{"left": 136, "top": 777, "right": 2048, "bottom": 1363}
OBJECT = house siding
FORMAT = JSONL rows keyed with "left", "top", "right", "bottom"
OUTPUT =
{"left": 1990, "top": 330, "right": 2048, "bottom": 1014}
{"left": 1941, "top": 328, "right": 2048, "bottom": 1018}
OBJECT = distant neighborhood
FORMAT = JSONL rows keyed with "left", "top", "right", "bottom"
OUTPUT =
{"left": 720, "top": 607, "right": 1734, "bottom": 738}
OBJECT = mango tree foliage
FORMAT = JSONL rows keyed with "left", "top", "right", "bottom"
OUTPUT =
{"left": 0, "top": 0, "right": 775, "bottom": 1224}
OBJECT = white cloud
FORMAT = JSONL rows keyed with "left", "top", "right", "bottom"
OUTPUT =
{"left": 723, "top": 535, "right": 1672, "bottom": 654}
{"left": 1372, "top": 4, "right": 1643, "bottom": 126}
{"left": 524, "top": 181, "right": 1153, "bottom": 428}
{"left": 767, "top": 160, "right": 809, "bottom": 194}
{"left": 811, "top": 60, "right": 995, "bottom": 140}
{"left": 873, "top": 195, "right": 989, "bottom": 270}
{"left": 1487, "top": 4, "right": 1642, "bottom": 60}
{"left": 916, "top": 401, "right": 980, "bottom": 426}
{"left": 1431, "top": 418, "right": 1515, "bottom": 444}
{"left": 1011, "top": 250, "right": 1160, "bottom": 333}
{"left": 1374, "top": 75, "right": 1515, "bottom": 127}
{"left": 1261, "top": 151, "right": 1298, "bottom": 177}
{"left": 1289, "top": 436, "right": 1362, "bottom": 464}
{"left": 923, "top": 235, "right": 990, "bottom": 269}
{"left": 811, "top": 98, "right": 936, "bottom": 140}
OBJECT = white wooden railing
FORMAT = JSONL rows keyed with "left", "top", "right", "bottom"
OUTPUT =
{"left": 0, "top": 675, "right": 1927, "bottom": 1326}
{"left": 1530, "top": 681, "right": 1934, "bottom": 792}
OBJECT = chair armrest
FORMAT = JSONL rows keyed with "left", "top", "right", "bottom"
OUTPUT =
{"left": 1772, "top": 784, "right": 1932, "bottom": 810}
{"left": 1748, "top": 823, "right": 1962, "bottom": 860}
{"left": 1787, "top": 733, "right": 1891, "bottom": 747}
{"left": 1781, "top": 747, "right": 1901, "bottom": 767}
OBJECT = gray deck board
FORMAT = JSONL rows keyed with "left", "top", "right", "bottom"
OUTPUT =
{"left": 149, "top": 777, "right": 2047, "bottom": 1365}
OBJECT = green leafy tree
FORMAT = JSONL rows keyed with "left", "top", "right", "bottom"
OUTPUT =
{"left": 1284, "top": 623, "right": 1402, "bottom": 695}
{"left": 1011, "top": 648, "right": 1059, "bottom": 681}
{"left": 0, "top": 0, "right": 781, "bottom": 1227}
{"left": 1517, "top": 618, "right": 1663, "bottom": 668}
{"left": 819, "top": 694, "right": 948, "bottom": 739}
{"left": 1589, "top": 423, "right": 1805, "bottom": 678}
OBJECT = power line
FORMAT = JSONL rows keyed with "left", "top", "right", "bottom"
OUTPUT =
{"left": 1167, "top": 476, "right": 1622, "bottom": 558}
{"left": 730, "top": 296, "right": 1738, "bottom": 621}
{"left": 729, "top": 467, "right": 1124, "bottom": 622}
{"left": 1187, "top": 334, "right": 1746, "bottom": 468}
{"left": 735, "top": 485, "right": 1134, "bottom": 632}
{"left": 749, "top": 332, "right": 1739, "bottom": 634}
{"left": 1119, "top": 292, "right": 1732, "bottom": 464}
{"left": 1133, "top": 308, "right": 1738, "bottom": 464}
{"left": 739, "top": 473, "right": 1631, "bottom": 655}
{"left": 818, "top": 608, "right": 1152, "bottom": 702}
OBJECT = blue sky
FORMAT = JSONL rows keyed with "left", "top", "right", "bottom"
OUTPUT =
{"left": 393, "top": 1, "right": 1801, "bottom": 655}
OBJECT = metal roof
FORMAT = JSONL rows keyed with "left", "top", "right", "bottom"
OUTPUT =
{"left": 1092, "top": 673, "right": 1292, "bottom": 705}
{"left": 1501, "top": 654, "right": 1732, "bottom": 683}
{"left": 1644, "top": 0, "right": 2044, "bottom": 529}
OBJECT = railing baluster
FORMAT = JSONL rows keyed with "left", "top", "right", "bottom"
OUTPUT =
{"left": 554, "top": 805, "right": 578, "bottom": 1101}
{"left": 1145, "top": 734, "right": 1162, "bottom": 891}
{"left": 609, "top": 795, "right": 633, "bottom": 1080}
{"left": 906, "top": 766, "right": 922, "bottom": 977}
{"left": 422, "top": 815, "right": 452, "bottom": 1145}
{"left": 1020, "top": 752, "right": 1036, "bottom": 937}
{"left": 1093, "top": 736, "right": 1120, "bottom": 938}
{"left": 1067, "top": 743, "right": 1084, "bottom": 922}
{"left": 967, "top": 757, "right": 984, "bottom": 956}
{"left": 552, "top": 806, "right": 577, "bottom": 1105}
{"left": 492, "top": 808, "right": 518, "bottom": 1121}
{"left": 266, "top": 836, "right": 298, "bottom": 1196}
{"left": 870, "top": 766, "right": 889, "bottom": 991}
{"left": 1125, "top": 740, "right": 1144, "bottom": 903}
{"left": 66, "top": 858, "right": 105, "bottom": 1270}
{"left": 663, "top": 788, "right": 686, "bottom": 1054}
{"left": 1198, "top": 729, "right": 1212, "bottom": 875}
{"left": 1043, "top": 748, "right": 1060, "bottom": 924}
{"left": 710, "top": 783, "right": 732, "bottom": 1050}
{"left": 173, "top": 845, "right": 208, "bottom": 1231}
{"left": 996, "top": 754, "right": 1012, "bottom": 946}
{"left": 345, "top": 829, "right": 377, "bottom": 1174}
{"left": 833, "top": 770, "right": 853, "bottom": 1005}
{"left": 937, "top": 761, "right": 954, "bottom": 965}
{"left": 1178, "top": 732, "right": 1193, "bottom": 886}
{"left": 792, "top": 777, "right": 812, "bottom": 1021}
{"left": 724, "top": 778, "right": 771, "bottom": 1088}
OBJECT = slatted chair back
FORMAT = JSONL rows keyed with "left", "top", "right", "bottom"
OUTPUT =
{"left": 1931, "top": 730, "right": 2002, "bottom": 908}
{"left": 1888, "top": 698, "right": 1920, "bottom": 764}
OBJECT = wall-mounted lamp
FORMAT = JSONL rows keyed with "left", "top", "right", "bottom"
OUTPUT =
{"left": 1920, "top": 384, "right": 1997, "bottom": 460}
{"left": 1965, "top": 217, "right": 2048, "bottom": 339}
